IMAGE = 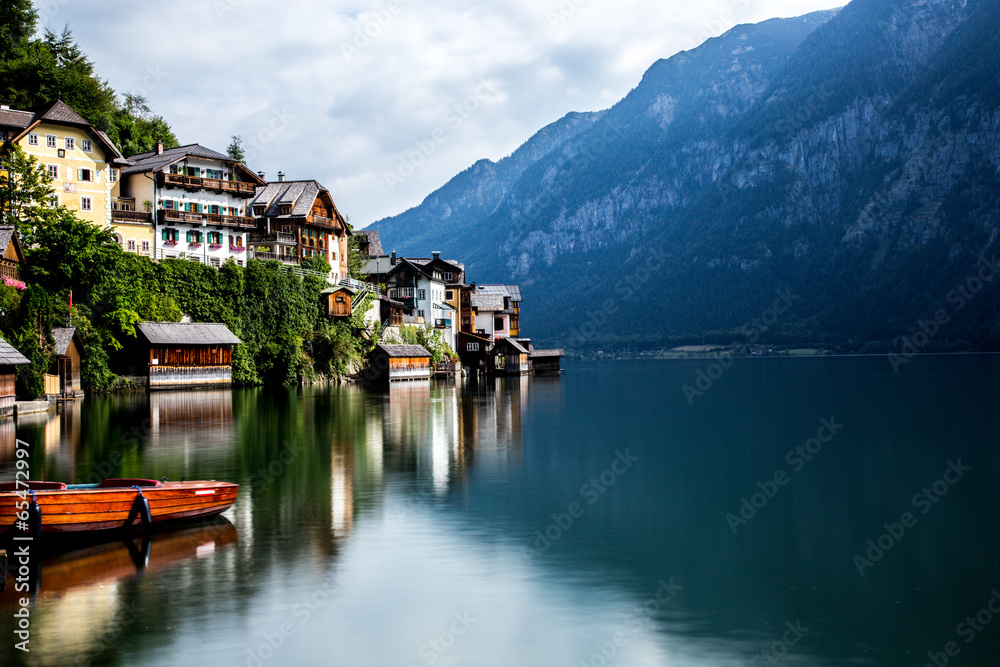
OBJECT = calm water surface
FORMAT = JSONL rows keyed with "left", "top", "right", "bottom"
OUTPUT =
{"left": 2, "top": 355, "right": 1000, "bottom": 666}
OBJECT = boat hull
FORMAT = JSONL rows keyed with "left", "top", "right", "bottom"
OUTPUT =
{"left": 0, "top": 481, "right": 238, "bottom": 535}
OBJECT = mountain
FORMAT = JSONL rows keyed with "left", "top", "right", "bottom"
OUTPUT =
{"left": 371, "top": 0, "right": 1000, "bottom": 353}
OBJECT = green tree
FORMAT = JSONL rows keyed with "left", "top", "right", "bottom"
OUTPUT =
{"left": 226, "top": 135, "right": 246, "bottom": 163}
{"left": 0, "top": 144, "right": 54, "bottom": 230}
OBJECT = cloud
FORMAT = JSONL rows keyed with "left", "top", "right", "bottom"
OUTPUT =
{"left": 33, "top": 0, "right": 842, "bottom": 227}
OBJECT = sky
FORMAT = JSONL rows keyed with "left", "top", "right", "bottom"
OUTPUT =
{"left": 32, "top": 0, "right": 842, "bottom": 228}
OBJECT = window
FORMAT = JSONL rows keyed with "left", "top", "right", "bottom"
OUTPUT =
{"left": 280, "top": 204, "right": 291, "bottom": 215}
{"left": 48, "top": 195, "right": 58, "bottom": 208}
{"left": 82, "top": 139, "right": 93, "bottom": 152}
{"left": 210, "top": 205, "right": 220, "bottom": 215}
{"left": 46, "top": 135, "right": 57, "bottom": 148}
{"left": 446, "top": 290, "right": 454, "bottom": 301}
{"left": 120, "top": 202, "right": 132, "bottom": 211}
{"left": 164, "top": 200, "right": 174, "bottom": 210}
{"left": 495, "top": 318, "right": 504, "bottom": 330}
{"left": 236, "top": 259, "right": 244, "bottom": 267}
{"left": 417, "top": 289, "right": 426, "bottom": 300}
{"left": 417, "top": 310, "right": 425, "bottom": 318}
{"left": 206, "top": 169, "right": 223, "bottom": 179}
{"left": 65, "top": 137, "right": 75, "bottom": 150}
{"left": 443, "top": 272, "right": 453, "bottom": 281}
{"left": 141, "top": 240, "right": 150, "bottom": 253}
{"left": 210, "top": 257, "right": 221, "bottom": 268}
{"left": 186, "top": 230, "right": 203, "bottom": 243}
{"left": 109, "top": 168, "right": 118, "bottom": 183}
{"left": 81, "top": 197, "right": 92, "bottom": 211}
{"left": 126, "top": 239, "right": 136, "bottom": 252}
{"left": 208, "top": 232, "right": 223, "bottom": 245}
{"left": 28, "top": 133, "right": 39, "bottom": 146}
{"left": 170, "top": 164, "right": 179, "bottom": 174}
{"left": 162, "top": 228, "right": 179, "bottom": 242}
{"left": 466, "top": 343, "right": 479, "bottom": 352}
{"left": 47, "top": 164, "right": 58, "bottom": 180}
{"left": 78, "top": 168, "right": 93, "bottom": 182}
{"left": 253, "top": 205, "right": 265, "bottom": 216}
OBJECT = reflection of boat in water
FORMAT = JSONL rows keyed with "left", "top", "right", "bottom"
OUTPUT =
{"left": 0, "top": 517, "right": 237, "bottom": 597}
{"left": 0, "top": 478, "right": 238, "bottom": 537}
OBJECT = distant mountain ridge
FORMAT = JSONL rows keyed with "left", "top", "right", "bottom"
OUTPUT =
{"left": 372, "top": 0, "right": 1000, "bottom": 353}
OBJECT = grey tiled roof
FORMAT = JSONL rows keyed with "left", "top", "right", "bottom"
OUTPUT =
{"left": 1, "top": 101, "right": 124, "bottom": 160}
{"left": 122, "top": 144, "right": 237, "bottom": 175}
{"left": 136, "top": 322, "right": 241, "bottom": 345}
{"left": 470, "top": 294, "right": 505, "bottom": 311}
{"left": 0, "top": 108, "right": 33, "bottom": 129}
{"left": 51, "top": 327, "right": 78, "bottom": 356}
{"left": 37, "top": 100, "right": 89, "bottom": 125}
{"left": 249, "top": 181, "right": 334, "bottom": 218}
{"left": 475, "top": 284, "right": 522, "bottom": 301}
{"left": 0, "top": 226, "right": 20, "bottom": 259}
{"left": 374, "top": 344, "right": 431, "bottom": 358}
{"left": 500, "top": 338, "right": 529, "bottom": 355}
{"left": 530, "top": 349, "right": 565, "bottom": 357}
{"left": 355, "top": 230, "right": 383, "bottom": 256}
{"left": 0, "top": 335, "right": 29, "bottom": 365}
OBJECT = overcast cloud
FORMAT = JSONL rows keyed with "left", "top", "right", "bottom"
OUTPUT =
{"left": 32, "top": 0, "right": 841, "bottom": 227}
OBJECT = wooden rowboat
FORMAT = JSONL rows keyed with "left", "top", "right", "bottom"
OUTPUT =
{"left": 0, "top": 478, "right": 238, "bottom": 538}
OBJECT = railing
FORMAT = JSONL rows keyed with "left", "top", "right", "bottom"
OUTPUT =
{"left": 112, "top": 210, "right": 153, "bottom": 225}
{"left": 249, "top": 232, "right": 297, "bottom": 245}
{"left": 158, "top": 209, "right": 257, "bottom": 229}
{"left": 306, "top": 214, "right": 343, "bottom": 230}
{"left": 159, "top": 172, "right": 258, "bottom": 196}
{"left": 252, "top": 251, "right": 299, "bottom": 265}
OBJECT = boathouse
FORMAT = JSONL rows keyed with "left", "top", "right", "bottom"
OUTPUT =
{"left": 530, "top": 348, "right": 565, "bottom": 373}
{"left": 457, "top": 331, "right": 492, "bottom": 375}
{"left": 323, "top": 285, "right": 356, "bottom": 319}
{"left": 0, "top": 335, "right": 29, "bottom": 418}
{"left": 134, "top": 322, "right": 241, "bottom": 389}
{"left": 369, "top": 344, "right": 431, "bottom": 382}
{"left": 0, "top": 226, "right": 24, "bottom": 282}
{"left": 51, "top": 327, "right": 86, "bottom": 398}
{"left": 490, "top": 337, "right": 529, "bottom": 376}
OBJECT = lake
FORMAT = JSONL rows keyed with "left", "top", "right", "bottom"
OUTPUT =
{"left": 2, "top": 355, "right": 1000, "bottom": 666}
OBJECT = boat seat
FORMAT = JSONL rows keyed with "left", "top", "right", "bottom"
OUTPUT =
{"left": 97, "top": 478, "right": 162, "bottom": 488}
{"left": 0, "top": 481, "right": 68, "bottom": 491}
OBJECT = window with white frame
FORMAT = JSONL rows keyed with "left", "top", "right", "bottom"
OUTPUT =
{"left": 78, "top": 168, "right": 93, "bottom": 182}
{"left": 466, "top": 343, "right": 479, "bottom": 352}
{"left": 65, "top": 137, "right": 75, "bottom": 150}
{"left": 126, "top": 239, "right": 136, "bottom": 252}
{"left": 82, "top": 139, "right": 92, "bottom": 152}
{"left": 46, "top": 135, "right": 57, "bottom": 148}
{"left": 417, "top": 289, "right": 426, "bottom": 300}
{"left": 141, "top": 240, "right": 150, "bottom": 253}
{"left": 443, "top": 272, "right": 453, "bottom": 281}
{"left": 109, "top": 168, "right": 118, "bottom": 183}
{"left": 28, "top": 133, "right": 39, "bottom": 146}
{"left": 81, "top": 197, "right": 92, "bottom": 211}
{"left": 47, "top": 165, "right": 58, "bottom": 180}
{"left": 210, "top": 257, "right": 221, "bottom": 267}
{"left": 48, "top": 195, "right": 58, "bottom": 208}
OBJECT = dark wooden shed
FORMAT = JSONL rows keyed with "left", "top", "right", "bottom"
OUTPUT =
{"left": 490, "top": 337, "right": 529, "bottom": 376}
{"left": 0, "top": 226, "right": 24, "bottom": 282}
{"left": 323, "top": 286, "right": 356, "bottom": 318}
{"left": 51, "top": 327, "right": 85, "bottom": 398}
{"left": 134, "top": 322, "right": 241, "bottom": 390}
{"left": 0, "top": 335, "right": 29, "bottom": 417}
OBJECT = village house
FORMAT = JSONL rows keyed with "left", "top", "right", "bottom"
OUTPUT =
{"left": 490, "top": 337, "right": 530, "bottom": 376}
{"left": 117, "top": 143, "right": 264, "bottom": 266}
{"left": 0, "top": 226, "right": 24, "bottom": 282}
{"left": 383, "top": 252, "right": 465, "bottom": 350}
{"left": 0, "top": 335, "right": 29, "bottom": 418}
{"left": 1, "top": 100, "right": 128, "bottom": 231}
{"left": 470, "top": 285, "right": 521, "bottom": 339}
{"left": 246, "top": 175, "right": 351, "bottom": 281}
{"left": 127, "top": 322, "right": 241, "bottom": 390}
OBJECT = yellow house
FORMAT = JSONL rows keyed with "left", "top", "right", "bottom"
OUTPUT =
{"left": 0, "top": 101, "right": 152, "bottom": 253}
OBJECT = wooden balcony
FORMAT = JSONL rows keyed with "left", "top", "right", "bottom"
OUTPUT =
{"left": 158, "top": 209, "right": 257, "bottom": 229}
{"left": 158, "top": 172, "right": 258, "bottom": 197}
{"left": 249, "top": 232, "right": 297, "bottom": 246}
{"left": 253, "top": 251, "right": 299, "bottom": 265}
{"left": 306, "top": 214, "right": 344, "bottom": 231}
{"left": 112, "top": 210, "right": 153, "bottom": 225}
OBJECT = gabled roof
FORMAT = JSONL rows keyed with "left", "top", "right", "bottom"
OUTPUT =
{"left": 530, "top": 349, "right": 565, "bottom": 358}
{"left": 374, "top": 344, "right": 431, "bottom": 358}
{"left": 475, "top": 284, "right": 522, "bottom": 301}
{"left": 122, "top": 144, "right": 263, "bottom": 183}
{"left": 497, "top": 338, "right": 529, "bottom": 355}
{"left": 5, "top": 100, "right": 125, "bottom": 162}
{"left": 0, "top": 335, "right": 29, "bottom": 365}
{"left": 51, "top": 327, "right": 83, "bottom": 356}
{"left": 0, "top": 226, "right": 25, "bottom": 263}
{"left": 250, "top": 180, "right": 321, "bottom": 217}
{"left": 136, "top": 322, "right": 241, "bottom": 345}
{"left": 469, "top": 294, "right": 505, "bottom": 311}
{"left": 321, "top": 285, "right": 357, "bottom": 295}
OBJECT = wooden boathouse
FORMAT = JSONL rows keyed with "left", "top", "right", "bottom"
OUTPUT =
{"left": 0, "top": 335, "right": 29, "bottom": 418}
{"left": 51, "top": 327, "right": 86, "bottom": 398}
{"left": 134, "top": 322, "right": 241, "bottom": 389}
{"left": 369, "top": 344, "right": 431, "bottom": 382}
{"left": 490, "top": 337, "right": 530, "bottom": 376}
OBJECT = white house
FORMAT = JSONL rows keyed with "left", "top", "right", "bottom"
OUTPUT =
{"left": 384, "top": 253, "right": 464, "bottom": 350}
{"left": 118, "top": 143, "right": 265, "bottom": 267}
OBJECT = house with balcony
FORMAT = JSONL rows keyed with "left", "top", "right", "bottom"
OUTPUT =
{"left": 0, "top": 226, "right": 24, "bottom": 282}
{"left": 246, "top": 177, "right": 351, "bottom": 281}
{"left": 1, "top": 100, "right": 128, "bottom": 230}
{"left": 384, "top": 252, "right": 465, "bottom": 350}
{"left": 117, "top": 142, "right": 264, "bottom": 266}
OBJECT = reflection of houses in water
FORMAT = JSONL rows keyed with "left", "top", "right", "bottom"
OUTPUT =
{"left": 458, "top": 375, "right": 528, "bottom": 471}
{"left": 147, "top": 391, "right": 234, "bottom": 466}
{"left": 332, "top": 447, "right": 353, "bottom": 536}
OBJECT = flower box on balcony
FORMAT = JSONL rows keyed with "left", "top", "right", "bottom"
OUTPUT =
{"left": 189, "top": 243, "right": 202, "bottom": 249}
{"left": 163, "top": 240, "right": 178, "bottom": 247}
{"left": 209, "top": 243, "right": 223, "bottom": 250}
{"left": 230, "top": 246, "right": 245, "bottom": 252}
{"left": 3, "top": 277, "right": 27, "bottom": 291}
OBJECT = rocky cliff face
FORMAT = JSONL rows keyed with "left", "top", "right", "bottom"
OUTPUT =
{"left": 372, "top": 0, "right": 1000, "bottom": 351}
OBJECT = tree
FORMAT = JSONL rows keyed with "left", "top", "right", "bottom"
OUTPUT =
{"left": 0, "top": 144, "right": 54, "bottom": 231}
{"left": 227, "top": 135, "right": 246, "bottom": 163}
{"left": 347, "top": 230, "right": 367, "bottom": 280}
{"left": 0, "top": 0, "right": 36, "bottom": 63}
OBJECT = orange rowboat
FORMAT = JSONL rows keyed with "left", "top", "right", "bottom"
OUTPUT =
{"left": 0, "top": 478, "right": 238, "bottom": 538}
